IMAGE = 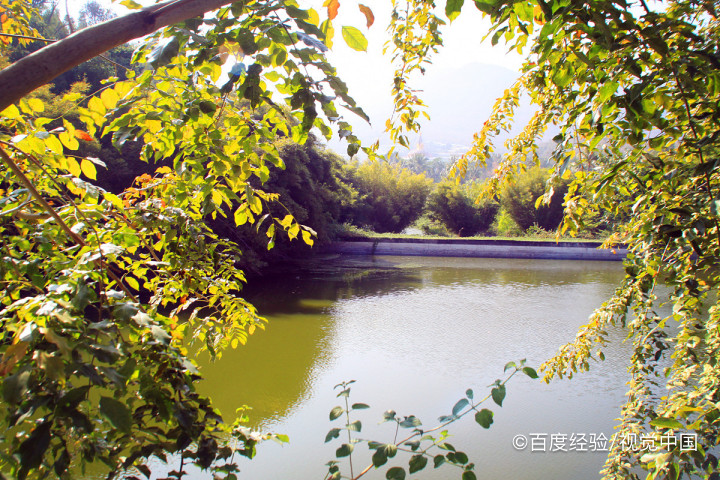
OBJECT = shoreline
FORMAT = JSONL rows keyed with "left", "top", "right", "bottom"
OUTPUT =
{"left": 322, "top": 237, "right": 627, "bottom": 261}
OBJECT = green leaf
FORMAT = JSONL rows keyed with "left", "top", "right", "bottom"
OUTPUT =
{"left": 386, "top": 467, "right": 406, "bottom": 480}
{"left": 99, "top": 396, "right": 132, "bottom": 433}
{"left": 404, "top": 440, "right": 421, "bottom": 451}
{"left": 336, "top": 443, "right": 353, "bottom": 457}
{"left": 409, "top": 454, "right": 428, "bottom": 473}
{"left": 598, "top": 81, "right": 619, "bottom": 103}
{"left": 18, "top": 422, "right": 51, "bottom": 471}
{"left": 522, "top": 367, "right": 539, "bottom": 379}
{"left": 348, "top": 420, "right": 362, "bottom": 432}
{"left": 445, "top": 0, "right": 464, "bottom": 21}
{"left": 491, "top": 384, "right": 506, "bottom": 406}
{"left": 325, "top": 428, "right": 341, "bottom": 443}
{"left": 552, "top": 65, "right": 574, "bottom": 88}
{"left": 433, "top": 455, "right": 445, "bottom": 468}
{"left": 2, "top": 371, "right": 30, "bottom": 405}
{"left": 148, "top": 37, "right": 180, "bottom": 68}
{"left": 329, "top": 406, "right": 344, "bottom": 421}
{"left": 473, "top": 0, "right": 495, "bottom": 15}
{"left": 341, "top": 26, "right": 368, "bottom": 52}
{"left": 454, "top": 451, "right": 469, "bottom": 464}
{"left": 199, "top": 100, "right": 217, "bottom": 114}
{"left": 439, "top": 442, "right": 456, "bottom": 452}
{"left": 383, "top": 443, "right": 398, "bottom": 458}
{"left": 452, "top": 398, "right": 469, "bottom": 416}
{"left": 372, "top": 448, "right": 388, "bottom": 467}
{"left": 382, "top": 410, "right": 397, "bottom": 422}
{"left": 475, "top": 409, "right": 494, "bottom": 428}
{"left": 650, "top": 417, "right": 682, "bottom": 429}
{"left": 462, "top": 471, "right": 477, "bottom": 480}
{"left": 399, "top": 415, "right": 422, "bottom": 428}
{"left": 352, "top": 402, "right": 370, "bottom": 410}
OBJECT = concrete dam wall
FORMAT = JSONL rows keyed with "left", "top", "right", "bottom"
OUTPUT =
{"left": 322, "top": 238, "right": 627, "bottom": 261}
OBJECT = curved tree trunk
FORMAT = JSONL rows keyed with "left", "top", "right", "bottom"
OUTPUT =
{"left": 0, "top": 0, "right": 234, "bottom": 112}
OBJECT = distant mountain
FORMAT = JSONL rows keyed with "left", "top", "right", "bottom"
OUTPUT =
{"left": 413, "top": 62, "right": 522, "bottom": 157}
{"left": 326, "top": 62, "right": 549, "bottom": 160}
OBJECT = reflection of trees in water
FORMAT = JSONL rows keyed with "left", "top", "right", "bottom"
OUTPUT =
{"left": 204, "top": 256, "right": 625, "bottom": 430}
{"left": 244, "top": 256, "right": 425, "bottom": 311}
{"left": 198, "top": 257, "right": 420, "bottom": 428}
{"left": 195, "top": 306, "right": 331, "bottom": 429}
{"left": 417, "top": 257, "right": 624, "bottom": 291}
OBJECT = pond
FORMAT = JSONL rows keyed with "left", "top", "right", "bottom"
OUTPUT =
{"left": 191, "top": 255, "right": 632, "bottom": 480}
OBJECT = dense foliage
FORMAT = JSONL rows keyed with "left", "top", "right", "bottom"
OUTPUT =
{"left": 210, "top": 136, "right": 359, "bottom": 273}
{"left": 6, "top": 0, "right": 720, "bottom": 478}
{"left": 425, "top": 181, "right": 499, "bottom": 236}
{"left": 498, "top": 166, "right": 567, "bottom": 231}
{"left": 0, "top": 0, "right": 369, "bottom": 477}
{"left": 344, "top": 159, "right": 433, "bottom": 233}
{"left": 418, "top": 0, "right": 720, "bottom": 478}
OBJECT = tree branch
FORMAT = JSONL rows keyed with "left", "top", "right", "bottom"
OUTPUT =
{"left": 0, "top": 0, "right": 236, "bottom": 112}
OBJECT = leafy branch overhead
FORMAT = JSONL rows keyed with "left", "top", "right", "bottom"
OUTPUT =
{"left": 2, "top": 0, "right": 720, "bottom": 479}
{"left": 400, "top": 0, "right": 720, "bottom": 479}
{"left": 0, "top": 0, "right": 376, "bottom": 478}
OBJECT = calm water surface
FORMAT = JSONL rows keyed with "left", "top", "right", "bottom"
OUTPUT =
{"left": 194, "top": 255, "right": 632, "bottom": 479}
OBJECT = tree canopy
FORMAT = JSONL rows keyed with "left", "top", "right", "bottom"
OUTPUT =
{"left": 435, "top": 0, "right": 720, "bottom": 478}
{"left": 2, "top": 0, "right": 720, "bottom": 479}
{"left": 0, "top": 0, "right": 367, "bottom": 477}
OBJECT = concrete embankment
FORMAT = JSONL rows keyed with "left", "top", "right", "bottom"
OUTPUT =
{"left": 323, "top": 238, "right": 627, "bottom": 261}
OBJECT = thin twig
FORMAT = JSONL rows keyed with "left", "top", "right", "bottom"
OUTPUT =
{"left": 0, "top": 33, "right": 55, "bottom": 42}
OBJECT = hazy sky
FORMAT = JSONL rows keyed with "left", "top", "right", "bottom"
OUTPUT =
{"left": 61, "top": 0, "right": 527, "bottom": 155}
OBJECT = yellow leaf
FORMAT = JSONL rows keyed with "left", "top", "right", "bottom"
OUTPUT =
{"left": 307, "top": 8, "right": 320, "bottom": 26}
{"left": 46, "top": 135, "right": 64, "bottom": 154}
{"left": 100, "top": 89, "right": 119, "bottom": 110}
{"left": 280, "top": 214, "right": 294, "bottom": 228}
{"left": 288, "top": 223, "right": 300, "bottom": 240}
{"left": 1, "top": 104, "right": 20, "bottom": 120}
{"left": 88, "top": 96, "right": 106, "bottom": 116}
{"left": 81, "top": 159, "right": 97, "bottom": 180}
{"left": 125, "top": 276, "right": 140, "bottom": 291}
{"left": 145, "top": 119, "right": 162, "bottom": 134}
{"left": 249, "top": 195, "right": 262, "bottom": 214}
{"left": 234, "top": 207, "right": 248, "bottom": 226}
{"left": 67, "top": 158, "right": 82, "bottom": 177}
{"left": 301, "top": 229, "right": 314, "bottom": 246}
{"left": 211, "top": 189, "right": 223, "bottom": 206}
{"left": 104, "top": 192, "right": 125, "bottom": 211}
{"left": 156, "top": 166, "right": 172, "bottom": 175}
{"left": 58, "top": 131, "right": 80, "bottom": 150}
{"left": 27, "top": 98, "right": 45, "bottom": 112}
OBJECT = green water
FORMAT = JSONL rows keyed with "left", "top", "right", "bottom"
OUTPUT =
{"left": 188, "top": 255, "right": 631, "bottom": 480}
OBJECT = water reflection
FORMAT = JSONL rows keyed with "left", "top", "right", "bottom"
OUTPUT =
{"left": 195, "top": 256, "right": 631, "bottom": 479}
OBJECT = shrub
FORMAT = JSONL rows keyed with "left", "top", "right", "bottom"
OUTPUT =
{"left": 499, "top": 167, "right": 568, "bottom": 232}
{"left": 425, "top": 182, "right": 499, "bottom": 237}
{"left": 346, "top": 160, "right": 433, "bottom": 233}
